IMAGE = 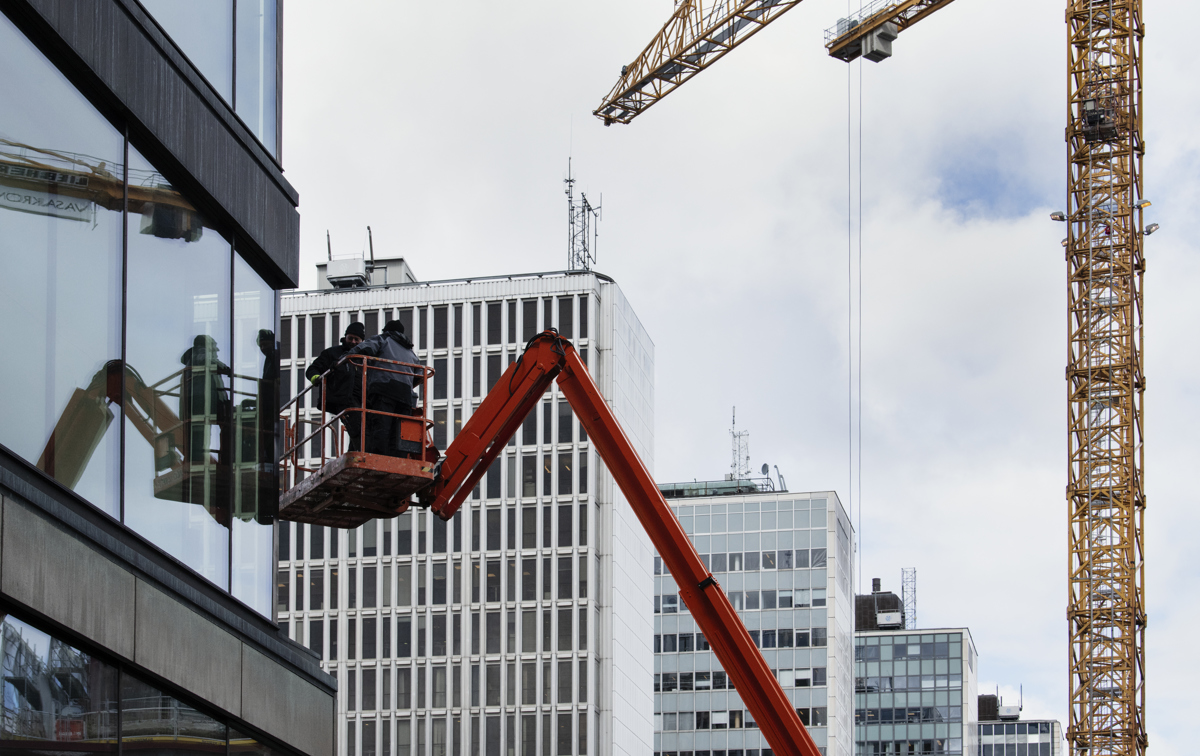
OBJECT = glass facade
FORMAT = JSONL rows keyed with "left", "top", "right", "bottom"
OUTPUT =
{"left": 853, "top": 631, "right": 977, "bottom": 756}
{"left": 279, "top": 289, "right": 613, "bottom": 756}
{"left": 976, "top": 722, "right": 1062, "bottom": 756}
{"left": 0, "top": 611, "right": 283, "bottom": 756}
{"left": 140, "top": 0, "right": 279, "bottom": 155}
{"left": 653, "top": 492, "right": 853, "bottom": 756}
{"left": 0, "top": 12, "right": 279, "bottom": 617}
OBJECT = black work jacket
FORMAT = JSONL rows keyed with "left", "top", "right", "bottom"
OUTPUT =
{"left": 305, "top": 342, "right": 361, "bottom": 413}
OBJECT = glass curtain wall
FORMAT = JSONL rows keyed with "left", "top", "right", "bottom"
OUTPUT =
{"left": 0, "top": 12, "right": 278, "bottom": 617}
{"left": 140, "top": 0, "right": 279, "bottom": 155}
{"left": 0, "top": 611, "right": 285, "bottom": 756}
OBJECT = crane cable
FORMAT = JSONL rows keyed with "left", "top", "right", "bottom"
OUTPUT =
{"left": 846, "top": 0, "right": 864, "bottom": 595}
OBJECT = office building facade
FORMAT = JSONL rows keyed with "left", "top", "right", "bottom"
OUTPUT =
{"left": 650, "top": 484, "right": 855, "bottom": 756}
{"left": 853, "top": 628, "right": 979, "bottom": 756}
{"left": 975, "top": 720, "right": 1062, "bottom": 756}
{"left": 0, "top": 2, "right": 333, "bottom": 756}
{"left": 278, "top": 265, "right": 656, "bottom": 756}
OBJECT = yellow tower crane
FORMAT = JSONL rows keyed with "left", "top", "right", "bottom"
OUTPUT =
{"left": 595, "top": 2, "right": 1151, "bottom": 756}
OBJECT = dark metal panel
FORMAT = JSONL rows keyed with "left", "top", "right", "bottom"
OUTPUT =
{"left": 4, "top": 0, "right": 300, "bottom": 287}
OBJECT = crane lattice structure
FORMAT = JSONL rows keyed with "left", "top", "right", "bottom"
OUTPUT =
{"left": 1065, "top": 2, "right": 1146, "bottom": 755}
{"left": 900, "top": 567, "right": 917, "bottom": 630}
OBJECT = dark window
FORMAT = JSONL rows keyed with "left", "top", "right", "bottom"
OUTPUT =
{"left": 543, "top": 299, "right": 553, "bottom": 332}
{"left": 454, "top": 304, "right": 464, "bottom": 347}
{"left": 434, "top": 306, "right": 449, "bottom": 349}
{"left": 454, "top": 357, "right": 463, "bottom": 399}
{"left": 434, "top": 358, "right": 448, "bottom": 399}
{"left": 310, "top": 525, "right": 324, "bottom": 559}
{"left": 522, "top": 412, "right": 537, "bottom": 445}
{"left": 522, "top": 508, "right": 537, "bottom": 548}
{"left": 487, "top": 354, "right": 501, "bottom": 392}
{"left": 487, "top": 459, "right": 502, "bottom": 499}
{"left": 543, "top": 402, "right": 552, "bottom": 444}
{"left": 312, "top": 314, "right": 326, "bottom": 355}
{"left": 280, "top": 523, "right": 291, "bottom": 560}
{"left": 522, "top": 558, "right": 537, "bottom": 600}
{"left": 487, "top": 560, "right": 501, "bottom": 602}
{"left": 365, "top": 311, "right": 379, "bottom": 337}
{"left": 487, "top": 509, "right": 502, "bottom": 551}
{"left": 280, "top": 317, "right": 292, "bottom": 358}
{"left": 297, "top": 316, "right": 307, "bottom": 360}
{"left": 558, "top": 298, "right": 573, "bottom": 339}
{"left": 473, "top": 303, "right": 482, "bottom": 344}
{"left": 579, "top": 295, "right": 588, "bottom": 338}
{"left": 507, "top": 508, "right": 517, "bottom": 550}
{"left": 419, "top": 307, "right": 428, "bottom": 350}
{"left": 433, "top": 517, "right": 448, "bottom": 553}
{"left": 473, "top": 355, "right": 482, "bottom": 397}
{"left": 522, "top": 299, "right": 538, "bottom": 341}
{"left": 433, "top": 614, "right": 447, "bottom": 656}
{"left": 558, "top": 453, "right": 572, "bottom": 495}
{"left": 557, "top": 608, "right": 572, "bottom": 651}
{"left": 487, "top": 612, "right": 501, "bottom": 654}
{"left": 310, "top": 569, "right": 324, "bottom": 610}
{"left": 795, "top": 549, "right": 810, "bottom": 568}
{"left": 363, "top": 566, "right": 377, "bottom": 608}
{"left": 558, "top": 556, "right": 572, "bottom": 599}
{"left": 433, "top": 563, "right": 447, "bottom": 604}
{"left": 508, "top": 301, "right": 517, "bottom": 343}
{"left": 557, "top": 402, "right": 572, "bottom": 444}
{"left": 543, "top": 454, "right": 552, "bottom": 497}
{"left": 558, "top": 505, "right": 572, "bottom": 547}
{"left": 487, "top": 302, "right": 502, "bottom": 345}
{"left": 363, "top": 618, "right": 377, "bottom": 659}
{"left": 398, "top": 308, "right": 414, "bottom": 339}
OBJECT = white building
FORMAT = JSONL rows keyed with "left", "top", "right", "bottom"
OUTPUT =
{"left": 276, "top": 259, "right": 656, "bottom": 756}
{"left": 652, "top": 482, "right": 856, "bottom": 756}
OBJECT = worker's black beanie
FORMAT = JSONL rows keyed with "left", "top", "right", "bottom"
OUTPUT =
{"left": 383, "top": 320, "right": 405, "bottom": 335}
{"left": 345, "top": 322, "right": 366, "bottom": 339}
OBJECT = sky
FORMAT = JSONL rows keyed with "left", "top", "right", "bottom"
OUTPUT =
{"left": 281, "top": 1, "right": 1199, "bottom": 751}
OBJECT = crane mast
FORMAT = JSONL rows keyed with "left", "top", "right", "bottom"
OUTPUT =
{"left": 1065, "top": 2, "right": 1146, "bottom": 755}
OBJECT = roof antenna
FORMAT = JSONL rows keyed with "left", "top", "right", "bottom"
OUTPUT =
{"left": 774, "top": 465, "right": 787, "bottom": 492}
{"left": 367, "top": 226, "right": 375, "bottom": 267}
{"left": 326, "top": 230, "right": 332, "bottom": 261}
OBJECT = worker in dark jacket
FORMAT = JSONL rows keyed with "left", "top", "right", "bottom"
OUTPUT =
{"left": 347, "top": 320, "right": 419, "bottom": 456}
{"left": 305, "top": 322, "right": 366, "bottom": 450}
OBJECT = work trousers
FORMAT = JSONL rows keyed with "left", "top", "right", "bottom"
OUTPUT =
{"left": 365, "top": 392, "right": 411, "bottom": 456}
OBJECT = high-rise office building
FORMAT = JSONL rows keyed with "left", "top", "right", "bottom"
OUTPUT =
{"left": 0, "top": 2, "right": 332, "bottom": 756}
{"left": 853, "top": 610, "right": 979, "bottom": 756}
{"left": 651, "top": 480, "right": 856, "bottom": 756}
{"left": 278, "top": 260, "right": 656, "bottom": 756}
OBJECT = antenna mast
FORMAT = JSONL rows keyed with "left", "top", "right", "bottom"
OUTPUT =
{"left": 565, "top": 158, "right": 601, "bottom": 271}
{"left": 730, "top": 407, "right": 750, "bottom": 482}
{"left": 901, "top": 568, "right": 917, "bottom": 630}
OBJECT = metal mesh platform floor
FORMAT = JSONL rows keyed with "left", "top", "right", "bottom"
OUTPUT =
{"left": 278, "top": 452, "right": 436, "bottom": 528}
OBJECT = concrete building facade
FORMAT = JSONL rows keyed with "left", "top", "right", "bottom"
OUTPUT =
{"left": 278, "top": 264, "right": 656, "bottom": 756}
{"left": 650, "top": 483, "right": 856, "bottom": 756}
{"left": 0, "top": 2, "right": 333, "bottom": 755}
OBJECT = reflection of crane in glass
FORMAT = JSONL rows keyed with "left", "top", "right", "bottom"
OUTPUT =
{"left": 0, "top": 138, "right": 204, "bottom": 240}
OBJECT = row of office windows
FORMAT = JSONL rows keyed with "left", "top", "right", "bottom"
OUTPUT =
{"left": 342, "top": 660, "right": 594, "bottom": 711}
{"left": 653, "top": 750, "right": 783, "bottom": 756}
{"left": 0, "top": 15, "right": 276, "bottom": 616}
{"left": 346, "top": 710, "right": 593, "bottom": 756}
{"left": 855, "top": 636, "right": 965, "bottom": 661}
{"left": 283, "top": 296, "right": 591, "bottom": 363}
{"left": 279, "top": 552, "right": 596, "bottom": 612}
{"left": 672, "top": 503, "right": 831, "bottom": 536}
{"left": 655, "top": 587, "right": 828, "bottom": 615}
{"left": 654, "top": 627, "right": 828, "bottom": 654}
{"left": 294, "top": 607, "right": 592, "bottom": 660}
{"left": 654, "top": 668, "right": 827, "bottom": 693}
{"left": 854, "top": 676, "right": 965, "bottom": 693}
{"left": 977, "top": 745, "right": 1053, "bottom": 756}
{"left": 855, "top": 708, "right": 964, "bottom": 725}
{"left": 654, "top": 707, "right": 828, "bottom": 732}
{"left": 656, "top": 549, "right": 830, "bottom": 576}
{"left": 281, "top": 504, "right": 593, "bottom": 564}
{"left": 854, "top": 738, "right": 963, "bottom": 755}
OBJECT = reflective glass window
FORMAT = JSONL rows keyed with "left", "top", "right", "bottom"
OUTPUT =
{"left": 124, "top": 145, "right": 231, "bottom": 587}
{"left": 0, "top": 615, "right": 118, "bottom": 751}
{"left": 0, "top": 17, "right": 124, "bottom": 517}
{"left": 141, "top": 1, "right": 235, "bottom": 101}
{"left": 122, "top": 672, "right": 227, "bottom": 750}
{"left": 235, "top": 0, "right": 279, "bottom": 154}
{"left": 231, "top": 252, "right": 277, "bottom": 614}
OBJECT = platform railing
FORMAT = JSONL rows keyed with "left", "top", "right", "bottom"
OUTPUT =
{"left": 279, "top": 354, "right": 433, "bottom": 490}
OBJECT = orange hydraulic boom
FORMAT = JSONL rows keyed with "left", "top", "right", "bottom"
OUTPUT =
{"left": 421, "top": 331, "right": 820, "bottom": 756}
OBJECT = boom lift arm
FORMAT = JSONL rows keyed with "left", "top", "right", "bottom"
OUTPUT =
{"left": 421, "top": 331, "right": 820, "bottom": 756}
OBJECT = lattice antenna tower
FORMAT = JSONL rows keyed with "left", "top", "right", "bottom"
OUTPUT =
{"left": 901, "top": 568, "right": 917, "bottom": 630}
{"left": 1064, "top": 3, "right": 1147, "bottom": 756}
{"left": 565, "top": 158, "right": 601, "bottom": 271}
{"left": 730, "top": 407, "right": 750, "bottom": 481}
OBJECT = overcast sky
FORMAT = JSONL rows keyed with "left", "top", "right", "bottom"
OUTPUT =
{"left": 281, "top": 1, "right": 1198, "bottom": 751}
